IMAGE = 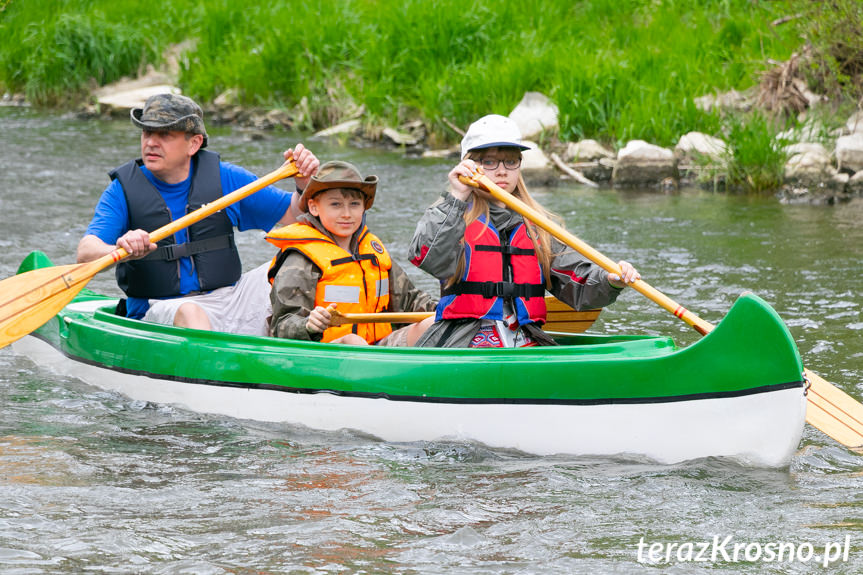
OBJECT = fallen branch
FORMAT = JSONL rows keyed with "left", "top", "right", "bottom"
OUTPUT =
{"left": 441, "top": 117, "right": 465, "bottom": 137}
{"left": 771, "top": 14, "right": 802, "bottom": 27}
{"left": 549, "top": 152, "right": 599, "bottom": 188}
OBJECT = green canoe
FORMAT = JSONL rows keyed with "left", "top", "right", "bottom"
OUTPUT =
{"left": 12, "top": 251, "right": 806, "bottom": 466}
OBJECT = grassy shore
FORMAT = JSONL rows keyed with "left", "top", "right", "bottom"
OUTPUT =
{"left": 1, "top": 0, "right": 859, "bottom": 192}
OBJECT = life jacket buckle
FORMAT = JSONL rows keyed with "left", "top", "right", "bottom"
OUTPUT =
{"left": 478, "top": 282, "right": 515, "bottom": 298}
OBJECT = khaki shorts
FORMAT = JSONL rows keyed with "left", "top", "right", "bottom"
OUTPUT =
{"left": 376, "top": 324, "right": 412, "bottom": 347}
{"left": 142, "top": 262, "right": 272, "bottom": 336}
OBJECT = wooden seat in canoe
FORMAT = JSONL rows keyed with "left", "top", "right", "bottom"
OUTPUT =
{"left": 544, "top": 296, "right": 600, "bottom": 333}
{"left": 326, "top": 295, "right": 600, "bottom": 332}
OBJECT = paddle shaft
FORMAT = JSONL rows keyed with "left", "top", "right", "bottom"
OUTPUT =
{"left": 460, "top": 171, "right": 863, "bottom": 448}
{"left": 460, "top": 173, "right": 712, "bottom": 335}
{"left": 329, "top": 310, "right": 432, "bottom": 327}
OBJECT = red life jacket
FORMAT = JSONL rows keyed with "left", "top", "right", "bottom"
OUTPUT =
{"left": 266, "top": 223, "right": 393, "bottom": 344}
{"left": 436, "top": 216, "right": 546, "bottom": 326}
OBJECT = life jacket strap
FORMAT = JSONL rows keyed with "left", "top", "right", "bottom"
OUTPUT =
{"left": 331, "top": 253, "right": 379, "bottom": 267}
{"left": 143, "top": 234, "right": 235, "bottom": 261}
{"left": 474, "top": 244, "right": 536, "bottom": 256}
{"left": 444, "top": 281, "right": 545, "bottom": 299}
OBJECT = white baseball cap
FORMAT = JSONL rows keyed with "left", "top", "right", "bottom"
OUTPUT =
{"left": 460, "top": 114, "right": 530, "bottom": 159}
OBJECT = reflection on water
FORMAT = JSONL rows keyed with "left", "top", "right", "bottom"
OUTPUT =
{"left": 2, "top": 107, "right": 863, "bottom": 573}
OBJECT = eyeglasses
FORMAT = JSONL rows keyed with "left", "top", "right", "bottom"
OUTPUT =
{"left": 479, "top": 157, "right": 522, "bottom": 171}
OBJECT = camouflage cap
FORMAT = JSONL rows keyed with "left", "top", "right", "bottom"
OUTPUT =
{"left": 131, "top": 93, "right": 208, "bottom": 148}
{"left": 298, "top": 160, "right": 379, "bottom": 211}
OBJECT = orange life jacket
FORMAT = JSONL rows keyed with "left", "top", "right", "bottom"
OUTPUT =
{"left": 266, "top": 223, "right": 392, "bottom": 343}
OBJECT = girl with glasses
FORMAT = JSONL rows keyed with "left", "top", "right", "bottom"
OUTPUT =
{"left": 408, "top": 114, "right": 640, "bottom": 348}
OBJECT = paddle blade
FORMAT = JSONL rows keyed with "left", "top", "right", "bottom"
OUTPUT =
{"left": 0, "top": 263, "right": 97, "bottom": 349}
{"left": 805, "top": 369, "right": 863, "bottom": 450}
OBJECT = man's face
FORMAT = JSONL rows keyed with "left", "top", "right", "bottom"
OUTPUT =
{"left": 140, "top": 130, "right": 202, "bottom": 184}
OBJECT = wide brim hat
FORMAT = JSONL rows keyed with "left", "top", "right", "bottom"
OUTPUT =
{"left": 460, "top": 114, "right": 530, "bottom": 159}
{"left": 131, "top": 93, "right": 209, "bottom": 149}
{"left": 298, "top": 160, "right": 379, "bottom": 211}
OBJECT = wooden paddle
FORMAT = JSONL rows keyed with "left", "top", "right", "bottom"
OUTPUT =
{"left": 0, "top": 159, "right": 299, "bottom": 350}
{"left": 459, "top": 170, "right": 863, "bottom": 450}
{"left": 329, "top": 309, "right": 432, "bottom": 327}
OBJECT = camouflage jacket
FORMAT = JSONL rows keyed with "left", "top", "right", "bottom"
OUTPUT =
{"left": 270, "top": 215, "right": 437, "bottom": 340}
{"left": 407, "top": 192, "right": 624, "bottom": 347}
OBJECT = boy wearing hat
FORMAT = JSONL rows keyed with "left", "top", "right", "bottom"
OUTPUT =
{"left": 76, "top": 93, "right": 320, "bottom": 335}
{"left": 266, "top": 161, "right": 436, "bottom": 345}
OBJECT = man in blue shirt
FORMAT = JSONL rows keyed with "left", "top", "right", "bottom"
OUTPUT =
{"left": 77, "top": 93, "right": 320, "bottom": 334}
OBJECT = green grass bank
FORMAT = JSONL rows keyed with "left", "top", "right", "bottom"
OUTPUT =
{"left": 2, "top": 0, "right": 861, "bottom": 191}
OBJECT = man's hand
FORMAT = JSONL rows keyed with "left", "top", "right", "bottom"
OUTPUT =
{"left": 285, "top": 143, "right": 320, "bottom": 192}
{"left": 117, "top": 229, "right": 157, "bottom": 259}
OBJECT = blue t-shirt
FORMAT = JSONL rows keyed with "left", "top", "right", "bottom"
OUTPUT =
{"left": 85, "top": 161, "right": 293, "bottom": 319}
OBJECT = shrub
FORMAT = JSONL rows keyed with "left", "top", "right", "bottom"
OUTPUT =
{"left": 722, "top": 112, "right": 789, "bottom": 194}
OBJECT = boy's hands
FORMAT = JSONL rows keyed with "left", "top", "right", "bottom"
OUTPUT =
{"left": 306, "top": 304, "right": 337, "bottom": 334}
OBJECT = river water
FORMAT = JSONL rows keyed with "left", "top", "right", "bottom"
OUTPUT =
{"left": 1, "top": 106, "right": 862, "bottom": 573}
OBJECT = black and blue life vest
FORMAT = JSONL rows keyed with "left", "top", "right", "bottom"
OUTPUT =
{"left": 109, "top": 150, "right": 241, "bottom": 299}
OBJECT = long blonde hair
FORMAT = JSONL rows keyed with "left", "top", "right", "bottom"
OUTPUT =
{"left": 446, "top": 150, "right": 558, "bottom": 289}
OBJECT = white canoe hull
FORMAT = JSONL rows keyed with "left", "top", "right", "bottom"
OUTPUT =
{"left": 15, "top": 335, "right": 806, "bottom": 466}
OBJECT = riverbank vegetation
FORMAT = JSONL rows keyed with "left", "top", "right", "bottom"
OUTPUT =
{"left": 1, "top": 0, "right": 861, "bottom": 192}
